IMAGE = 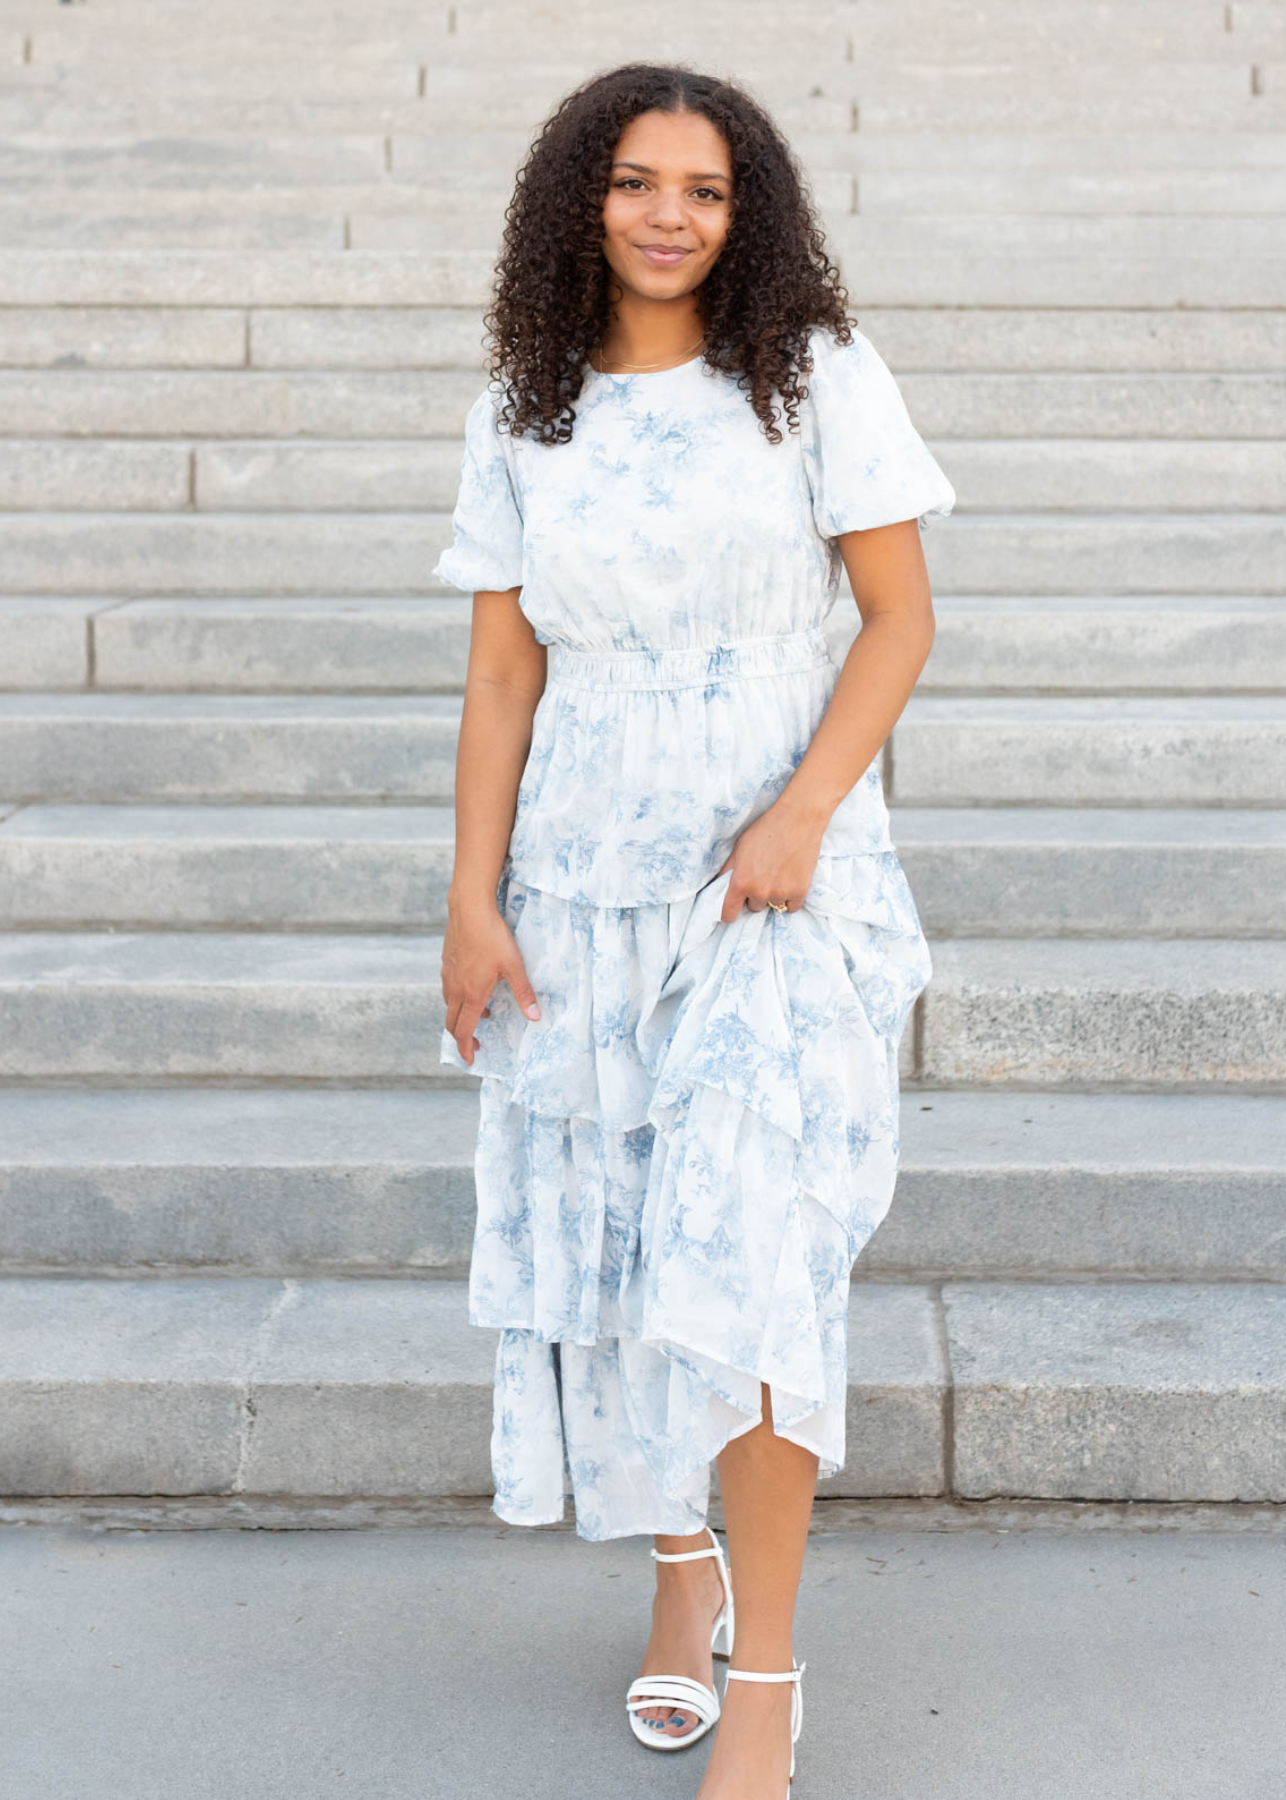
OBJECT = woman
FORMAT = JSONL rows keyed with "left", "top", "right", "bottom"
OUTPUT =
{"left": 435, "top": 62, "right": 953, "bottom": 1800}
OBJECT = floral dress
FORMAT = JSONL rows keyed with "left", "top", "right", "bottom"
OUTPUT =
{"left": 433, "top": 324, "right": 955, "bottom": 1542}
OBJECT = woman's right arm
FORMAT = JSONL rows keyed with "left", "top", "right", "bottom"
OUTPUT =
{"left": 440, "top": 585, "right": 548, "bottom": 1065}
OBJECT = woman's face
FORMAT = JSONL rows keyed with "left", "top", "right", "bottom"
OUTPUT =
{"left": 600, "top": 107, "right": 734, "bottom": 302}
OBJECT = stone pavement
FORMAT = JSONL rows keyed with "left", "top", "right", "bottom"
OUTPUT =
{"left": 1, "top": 1503, "right": 1283, "bottom": 1800}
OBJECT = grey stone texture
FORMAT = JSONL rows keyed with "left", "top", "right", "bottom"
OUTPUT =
{"left": 5, "top": 1522, "right": 1284, "bottom": 1800}
{"left": 0, "top": 0, "right": 1283, "bottom": 1514}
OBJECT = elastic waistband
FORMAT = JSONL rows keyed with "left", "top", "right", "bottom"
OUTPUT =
{"left": 546, "top": 626, "right": 833, "bottom": 692}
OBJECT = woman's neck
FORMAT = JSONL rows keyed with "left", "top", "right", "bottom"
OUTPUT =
{"left": 594, "top": 300, "right": 705, "bottom": 372}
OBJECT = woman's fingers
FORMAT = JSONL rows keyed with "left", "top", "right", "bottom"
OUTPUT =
{"left": 503, "top": 954, "right": 542, "bottom": 1021}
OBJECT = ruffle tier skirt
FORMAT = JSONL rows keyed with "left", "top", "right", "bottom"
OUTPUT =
{"left": 440, "top": 844, "right": 932, "bottom": 1543}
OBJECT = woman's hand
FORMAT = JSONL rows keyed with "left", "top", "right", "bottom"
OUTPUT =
{"left": 441, "top": 900, "right": 542, "bottom": 1065}
{"left": 715, "top": 795, "right": 828, "bottom": 923}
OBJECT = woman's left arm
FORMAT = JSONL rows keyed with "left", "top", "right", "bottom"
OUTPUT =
{"left": 716, "top": 517, "right": 935, "bottom": 919}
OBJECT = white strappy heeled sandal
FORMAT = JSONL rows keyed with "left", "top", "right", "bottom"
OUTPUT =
{"left": 624, "top": 1524, "right": 736, "bottom": 1751}
{"left": 724, "top": 1657, "right": 806, "bottom": 1790}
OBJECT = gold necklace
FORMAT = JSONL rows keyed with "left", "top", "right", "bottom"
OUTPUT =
{"left": 592, "top": 334, "right": 705, "bottom": 374}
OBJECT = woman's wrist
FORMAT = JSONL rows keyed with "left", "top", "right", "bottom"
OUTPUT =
{"left": 771, "top": 778, "right": 839, "bottom": 834}
{"left": 447, "top": 874, "right": 503, "bottom": 912}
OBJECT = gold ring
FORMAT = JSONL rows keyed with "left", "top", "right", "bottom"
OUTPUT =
{"left": 766, "top": 899, "right": 788, "bottom": 912}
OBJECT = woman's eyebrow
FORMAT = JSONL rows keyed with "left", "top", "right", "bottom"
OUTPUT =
{"left": 611, "top": 160, "right": 731, "bottom": 181}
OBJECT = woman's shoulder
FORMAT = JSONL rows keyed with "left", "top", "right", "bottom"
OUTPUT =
{"left": 800, "top": 321, "right": 889, "bottom": 389}
{"left": 459, "top": 377, "right": 527, "bottom": 480}
{"left": 464, "top": 374, "right": 510, "bottom": 429}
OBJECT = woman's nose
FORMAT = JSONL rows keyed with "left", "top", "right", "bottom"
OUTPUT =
{"left": 646, "top": 193, "right": 687, "bottom": 227}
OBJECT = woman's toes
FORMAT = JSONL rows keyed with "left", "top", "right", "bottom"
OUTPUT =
{"left": 663, "top": 1709, "right": 696, "bottom": 1737}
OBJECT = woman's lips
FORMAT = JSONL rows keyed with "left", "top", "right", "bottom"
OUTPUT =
{"left": 636, "top": 245, "right": 691, "bottom": 265}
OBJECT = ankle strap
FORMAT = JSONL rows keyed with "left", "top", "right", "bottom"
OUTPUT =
{"left": 726, "top": 1662, "right": 805, "bottom": 1683}
{"left": 650, "top": 1526, "right": 724, "bottom": 1566}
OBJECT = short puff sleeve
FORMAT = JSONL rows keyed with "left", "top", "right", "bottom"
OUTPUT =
{"left": 432, "top": 381, "right": 525, "bottom": 592}
{"left": 802, "top": 325, "right": 955, "bottom": 537}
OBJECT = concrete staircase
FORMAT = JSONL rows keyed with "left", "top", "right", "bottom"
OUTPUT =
{"left": 2, "top": 0, "right": 1285, "bottom": 1512}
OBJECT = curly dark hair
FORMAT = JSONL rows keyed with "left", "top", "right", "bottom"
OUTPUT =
{"left": 481, "top": 62, "right": 856, "bottom": 447}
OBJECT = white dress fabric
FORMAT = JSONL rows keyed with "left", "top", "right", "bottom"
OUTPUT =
{"left": 434, "top": 324, "right": 954, "bottom": 1541}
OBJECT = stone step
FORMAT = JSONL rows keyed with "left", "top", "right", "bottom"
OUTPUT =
{"left": 0, "top": 134, "right": 395, "bottom": 187}
{"left": 476, "top": 0, "right": 1284, "bottom": 49}
{"left": 857, "top": 169, "right": 1286, "bottom": 215}
{"left": 20, "top": 0, "right": 1268, "bottom": 32}
{"left": 894, "top": 697, "right": 1286, "bottom": 805}
{"left": 0, "top": 441, "right": 469, "bottom": 513}
{"left": 3, "top": 302, "right": 1284, "bottom": 375}
{"left": 917, "top": 445, "right": 1286, "bottom": 514}
{"left": 19, "top": 58, "right": 426, "bottom": 100}
{"left": 915, "top": 598, "right": 1286, "bottom": 693}
{"left": 24, "top": 4, "right": 1278, "bottom": 61}
{"left": 4, "top": 436, "right": 1283, "bottom": 514}
{"left": 0, "top": 930, "right": 1282, "bottom": 1087}
{"left": 22, "top": 198, "right": 1286, "bottom": 260}
{"left": 7, "top": 157, "right": 1286, "bottom": 218}
{"left": 8, "top": 187, "right": 1286, "bottom": 250}
{"left": 7, "top": 134, "right": 1286, "bottom": 197}
{"left": 0, "top": 175, "right": 837, "bottom": 250}
{"left": 854, "top": 21, "right": 1281, "bottom": 63}
{"left": 0, "top": 695, "right": 462, "bottom": 803}
{"left": 6, "top": 692, "right": 1286, "bottom": 806}
{"left": 2, "top": 514, "right": 1284, "bottom": 600}
{"left": 0, "top": 600, "right": 98, "bottom": 688}
{"left": 0, "top": 598, "right": 470, "bottom": 693}
{"left": 831, "top": 213, "right": 1286, "bottom": 256}
{"left": 0, "top": 249, "right": 498, "bottom": 311}
{"left": 402, "top": 246, "right": 1286, "bottom": 308}
{"left": 4, "top": 53, "right": 1270, "bottom": 113}
{"left": 0, "top": 246, "right": 1280, "bottom": 310}
{"left": 920, "top": 938, "right": 1286, "bottom": 1088}
{"left": 0, "top": 209, "right": 332, "bottom": 254}
{"left": 0, "top": 691, "right": 461, "bottom": 799}
{"left": 894, "top": 807, "right": 1286, "bottom": 938}
{"left": 5, "top": 368, "right": 1283, "bottom": 439}
{"left": 351, "top": 206, "right": 1286, "bottom": 256}
{"left": 0, "top": 90, "right": 853, "bottom": 138}
{"left": 938, "top": 1278, "right": 1286, "bottom": 1501}
{"left": 0, "top": 930, "right": 459, "bottom": 1084}
{"left": 3, "top": 802, "right": 1282, "bottom": 937}
{"left": 0, "top": 513, "right": 449, "bottom": 598}
{"left": 0, "top": 302, "right": 489, "bottom": 371}
{"left": 814, "top": 128, "right": 1286, "bottom": 174}
{"left": 0, "top": 369, "right": 482, "bottom": 438}
{"left": 9, "top": 596, "right": 1284, "bottom": 695}
{"left": 30, "top": 23, "right": 849, "bottom": 65}
{"left": 0, "top": 1272, "right": 1282, "bottom": 1501}
{"left": 925, "top": 519, "right": 1286, "bottom": 598}
{"left": 1, "top": 1086, "right": 1284, "bottom": 1281}
{"left": 91, "top": 599, "right": 472, "bottom": 693}
{"left": 0, "top": 804, "right": 458, "bottom": 928}
{"left": 1, "top": 83, "right": 1275, "bottom": 145}
{"left": 0, "top": 1275, "right": 497, "bottom": 1499}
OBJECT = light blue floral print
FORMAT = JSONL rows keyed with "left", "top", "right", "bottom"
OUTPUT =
{"left": 433, "top": 324, "right": 954, "bottom": 1540}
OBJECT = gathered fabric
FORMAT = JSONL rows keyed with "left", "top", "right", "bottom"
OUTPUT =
{"left": 441, "top": 830, "right": 932, "bottom": 1540}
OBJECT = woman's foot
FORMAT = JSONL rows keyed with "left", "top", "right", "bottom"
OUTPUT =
{"left": 633, "top": 1531, "right": 729, "bottom": 1740}
{"left": 695, "top": 1668, "right": 795, "bottom": 1799}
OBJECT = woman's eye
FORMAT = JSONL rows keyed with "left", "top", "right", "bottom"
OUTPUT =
{"left": 612, "top": 179, "right": 726, "bottom": 201}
